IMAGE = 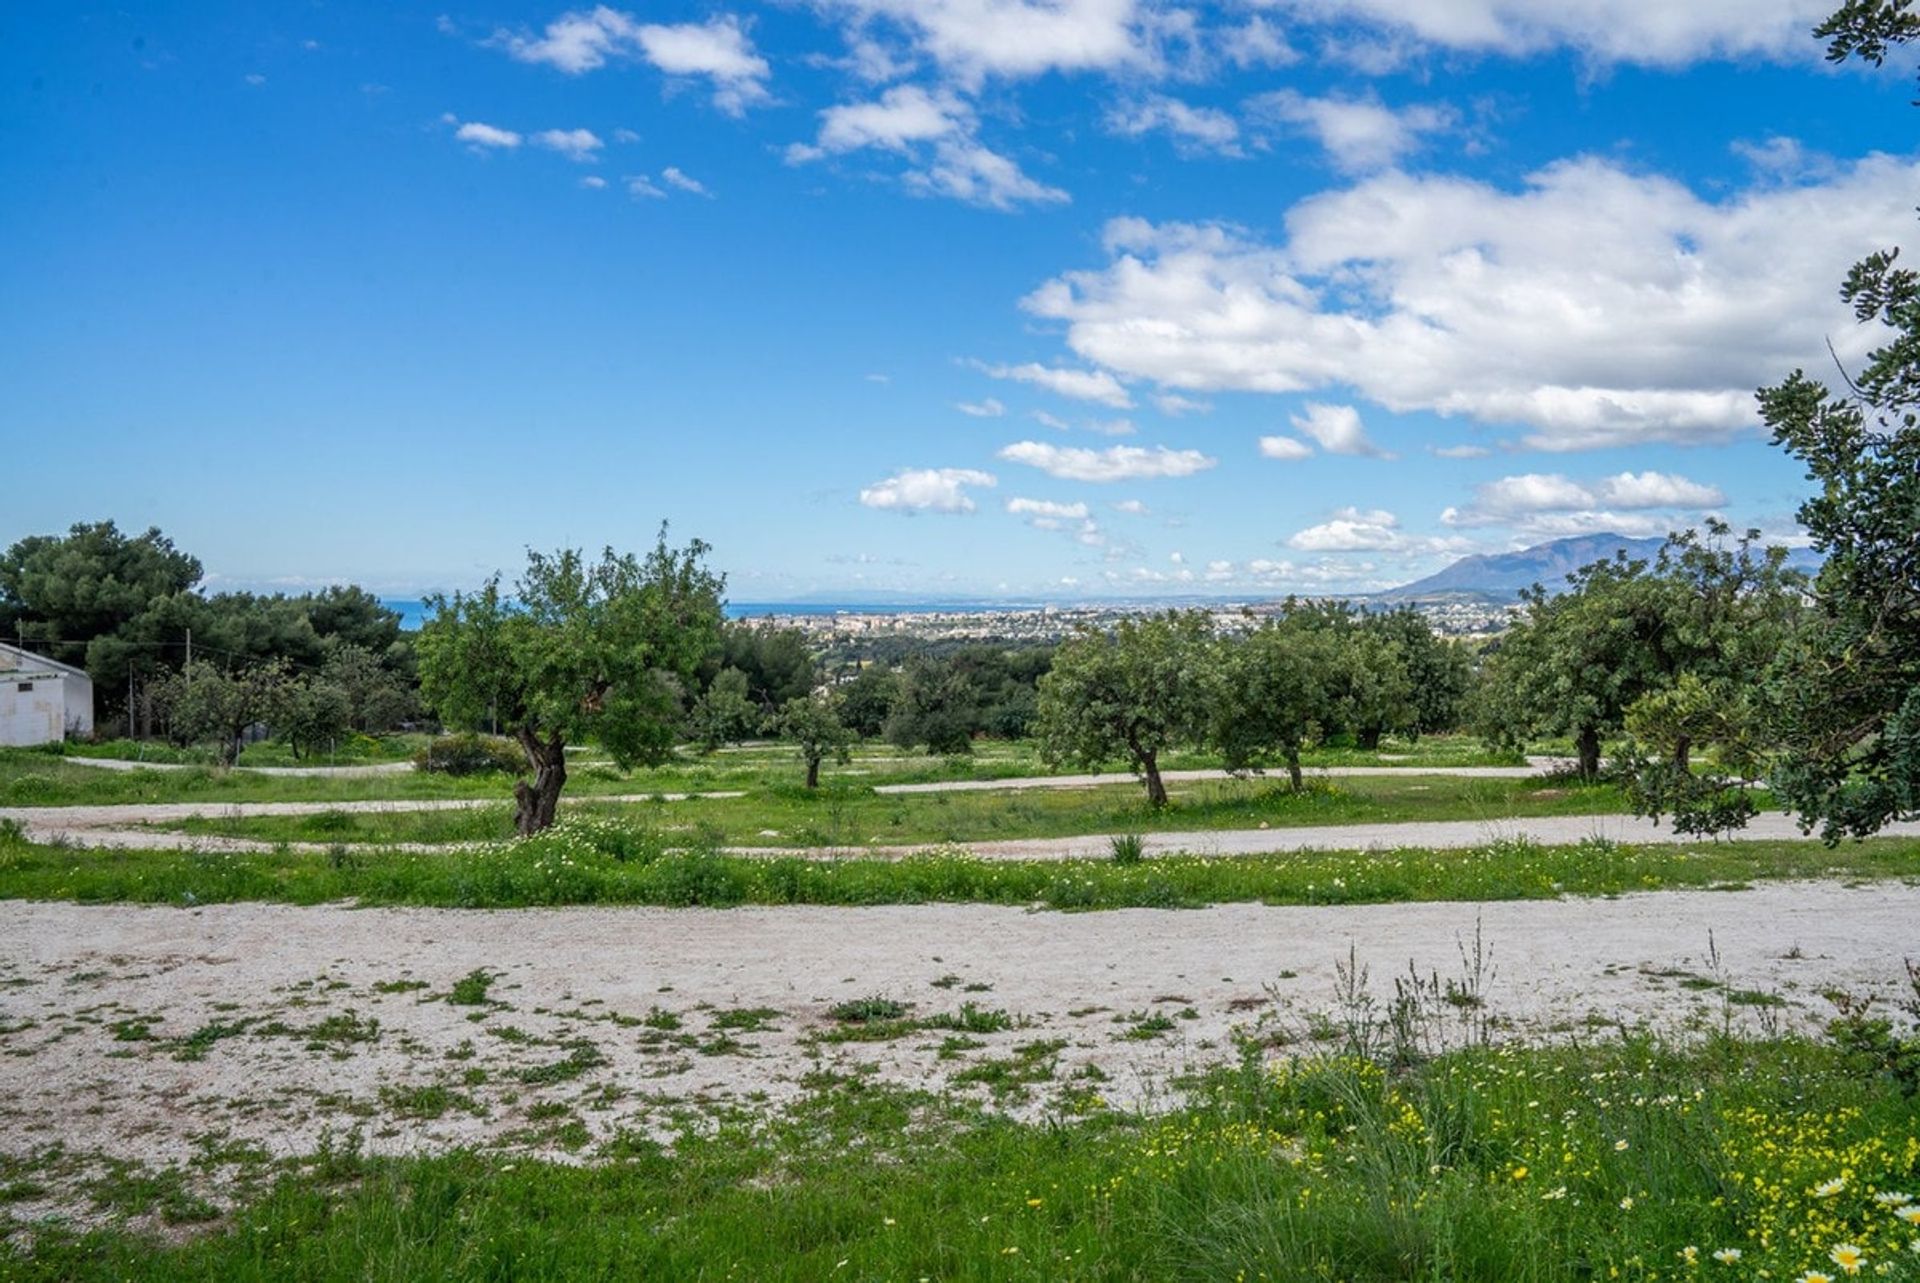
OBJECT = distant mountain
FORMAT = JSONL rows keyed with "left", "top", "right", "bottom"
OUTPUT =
{"left": 1384, "top": 534, "right": 1672, "bottom": 602}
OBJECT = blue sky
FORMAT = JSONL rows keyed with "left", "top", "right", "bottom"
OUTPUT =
{"left": 2, "top": 1, "right": 1913, "bottom": 602}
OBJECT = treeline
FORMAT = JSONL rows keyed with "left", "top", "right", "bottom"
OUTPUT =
{"left": 1033, "top": 603, "right": 1473, "bottom": 805}
{"left": 0, "top": 521, "right": 419, "bottom": 748}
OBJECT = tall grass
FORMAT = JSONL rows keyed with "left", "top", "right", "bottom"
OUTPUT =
{"left": 6, "top": 1036, "right": 1916, "bottom": 1281}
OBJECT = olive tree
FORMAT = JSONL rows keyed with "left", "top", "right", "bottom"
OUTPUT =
{"left": 778, "top": 690, "right": 854, "bottom": 789}
{"left": 418, "top": 534, "right": 724, "bottom": 835}
{"left": 1208, "top": 619, "right": 1338, "bottom": 791}
{"left": 150, "top": 659, "right": 296, "bottom": 767}
{"left": 1033, "top": 611, "right": 1214, "bottom": 807}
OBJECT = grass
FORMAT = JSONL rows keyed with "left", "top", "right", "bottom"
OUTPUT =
{"left": 141, "top": 774, "right": 1646, "bottom": 849}
{"left": 1, "top": 821, "right": 1915, "bottom": 911}
{"left": 6, "top": 1035, "right": 1918, "bottom": 1281}
{"left": 0, "top": 734, "right": 1525, "bottom": 809}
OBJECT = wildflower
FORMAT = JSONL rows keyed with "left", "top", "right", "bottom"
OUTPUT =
{"left": 1875, "top": 1192, "right": 1914, "bottom": 1207}
{"left": 1512, "top": 1166, "right": 1529, "bottom": 1181}
{"left": 1026, "top": 1198, "right": 1044, "bottom": 1208}
{"left": 1541, "top": 1186, "right": 1568, "bottom": 1201}
{"left": 1615, "top": 1139, "right": 1630, "bottom": 1151}
{"left": 1897, "top": 1207, "right": 1920, "bottom": 1226}
{"left": 1714, "top": 1249, "right": 1744, "bottom": 1264}
{"left": 1814, "top": 1178, "right": 1847, "bottom": 1198}
{"left": 1829, "top": 1245, "right": 1865, "bottom": 1275}
{"left": 1620, "top": 1197, "right": 1635, "bottom": 1211}
{"left": 1799, "top": 1273, "right": 1834, "bottom": 1283}
{"left": 1681, "top": 1246, "right": 1700, "bottom": 1265}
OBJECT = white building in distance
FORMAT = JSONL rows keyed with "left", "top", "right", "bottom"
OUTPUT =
{"left": 0, "top": 643, "right": 94, "bottom": 746}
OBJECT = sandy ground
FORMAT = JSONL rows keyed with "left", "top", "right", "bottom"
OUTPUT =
{"left": 1, "top": 882, "right": 1913, "bottom": 1196}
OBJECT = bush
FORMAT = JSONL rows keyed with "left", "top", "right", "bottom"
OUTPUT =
{"left": 412, "top": 733, "right": 527, "bottom": 777}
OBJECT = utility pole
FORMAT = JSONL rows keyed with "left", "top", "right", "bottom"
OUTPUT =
{"left": 185, "top": 628, "right": 192, "bottom": 670}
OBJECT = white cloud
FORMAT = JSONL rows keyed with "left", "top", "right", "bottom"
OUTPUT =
{"left": 1007, "top": 497, "right": 1090, "bottom": 520}
{"left": 626, "top": 174, "right": 666, "bottom": 199}
{"left": 661, "top": 165, "right": 708, "bottom": 194}
{"left": 859, "top": 466, "right": 997, "bottom": 513}
{"left": 532, "top": 127, "right": 604, "bottom": 161}
{"left": 1113, "top": 498, "right": 1150, "bottom": 515}
{"left": 495, "top": 9, "right": 770, "bottom": 114}
{"left": 797, "top": 85, "right": 967, "bottom": 158}
{"left": 1290, "top": 402, "right": 1391, "bottom": 456}
{"left": 1288, "top": 509, "right": 1401, "bottom": 552}
{"left": 977, "top": 361, "right": 1132, "bottom": 408}
{"left": 580, "top": 175, "right": 608, "bottom": 189}
{"left": 1441, "top": 470, "right": 1727, "bottom": 532}
{"left": 1108, "top": 94, "right": 1242, "bottom": 156}
{"left": 907, "top": 140, "right": 1069, "bottom": 210}
{"left": 1431, "top": 443, "right": 1490, "bottom": 458}
{"left": 1263, "top": 0, "right": 1832, "bottom": 66}
{"left": 790, "top": 86, "right": 1066, "bottom": 209}
{"left": 1008, "top": 497, "right": 1104, "bottom": 544}
{"left": 1247, "top": 90, "right": 1452, "bottom": 173}
{"left": 1287, "top": 506, "right": 1474, "bottom": 554}
{"left": 956, "top": 396, "right": 1006, "bottom": 417}
{"left": 820, "top": 0, "right": 1157, "bottom": 86}
{"left": 1021, "top": 155, "right": 1920, "bottom": 450}
{"left": 1258, "top": 435, "right": 1313, "bottom": 460}
{"left": 998, "top": 440, "right": 1217, "bottom": 482}
{"left": 453, "top": 120, "right": 522, "bottom": 149}
{"left": 1153, "top": 392, "right": 1211, "bottom": 416}
{"left": 1032, "top": 410, "right": 1072, "bottom": 431}
{"left": 1085, "top": 417, "right": 1137, "bottom": 436}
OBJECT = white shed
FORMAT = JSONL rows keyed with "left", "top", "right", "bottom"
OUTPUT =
{"left": 0, "top": 643, "right": 94, "bottom": 745}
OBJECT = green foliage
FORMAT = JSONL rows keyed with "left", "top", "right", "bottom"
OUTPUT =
{"left": 146, "top": 660, "right": 297, "bottom": 767}
{"left": 1209, "top": 611, "right": 1339, "bottom": 787}
{"left": 280, "top": 678, "right": 353, "bottom": 761}
{"left": 708, "top": 622, "right": 817, "bottom": 713}
{"left": 835, "top": 665, "right": 900, "bottom": 738}
{"left": 1035, "top": 611, "right": 1216, "bottom": 806}
{"left": 777, "top": 690, "right": 855, "bottom": 788}
{"left": 411, "top": 733, "right": 528, "bottom": 777}
{"left": 688, "top": 666, "right": 761, "bottom": 752}
{"left": 417, "top": 531, "right": 725, "bottom": 831}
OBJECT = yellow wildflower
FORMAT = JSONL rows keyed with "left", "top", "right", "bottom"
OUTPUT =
{"left": 1829, "top": 1245, "right": 1864, "bottom": 1275}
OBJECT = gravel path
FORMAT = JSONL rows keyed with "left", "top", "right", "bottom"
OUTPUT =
{"left": 8, "top": 798, "right": 1917, "bottom": 857}
{"left": 60, "top": 756, "right": 415, "bottom": 777}
{"left": 0, "top": 883, "right": 1912, "bottom": 1182}
{"left": 872, "top": 757, "right": 1569, "bottom": 793}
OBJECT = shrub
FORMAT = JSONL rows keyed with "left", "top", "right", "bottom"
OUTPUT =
{"left": 1109, "top": 833, "right": 1147, "bottom": 865}
{"left": 413, "top": 733, "right": 527, "bottom": 777}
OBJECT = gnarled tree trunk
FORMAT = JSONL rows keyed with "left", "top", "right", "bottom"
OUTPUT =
{"left": 1671, "top": 733, "right": 1692, "bottom": 774}
{"left": 1139, "top": 747, "right": 1168, "bottom": 808}
{"left": 1285, "top": 746, "right": 1304, "bottom": 792}
{"left": 1576, "top": 726, "right": 1602, "bottom": 781}
{"left": 514, "top": 729, "right": 568, "bottom": 835}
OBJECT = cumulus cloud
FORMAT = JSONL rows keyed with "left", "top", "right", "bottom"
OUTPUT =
{"left": 1008, "top": 496, "right": 1105, "bottom": 543}
{"left": 859, "top": 467, "right": 997, "bottom": 513}
{"left": 495, "top": 9, "right": 771, "bottom": 114}
{"left": 661, "top": 165, "right": 708, "bottom": 194}
{"left": 956, "top": 396, "right": 1006, "bottom": 417}
{"left": 998, "top": 440, "right": 1217, "bottom": 482}
{"left": 976, "top": 361, "right": 1132, "bottom": 408}
{"left": 532, "top": 128, "right": 604, "bottom": 161}
{"left": 1107, "top": 94, "right": 1242, "bottom": 156}
{"left": 1263, "top": 0, "right": 1832, "bottom": 66}
{"left": 1020, "top": 155, "right": 1919, "bottom": 450}
{"left": 789, "top": 85, "right": 1066, "bottom": 209}
{"left": 453, "top": 120, "right": 522, "bottom": 149}
{"left": 818, "top": 0, "right": 1157, "bottom": 86}
{"left": 1290, "top": 403, "right": 1391, "bottom": 456}
{"left": 1286, "top": 507, "right": 1406, "bottom": 551}
{"left": 1441, "top": 470, "right": 1727, "bottom": 534}
{"left": 1258, "top": 435, "right": 1314, "bottom": 460}
{"left": 1246, "top": 90, "right": 1452, "bottom": 173}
